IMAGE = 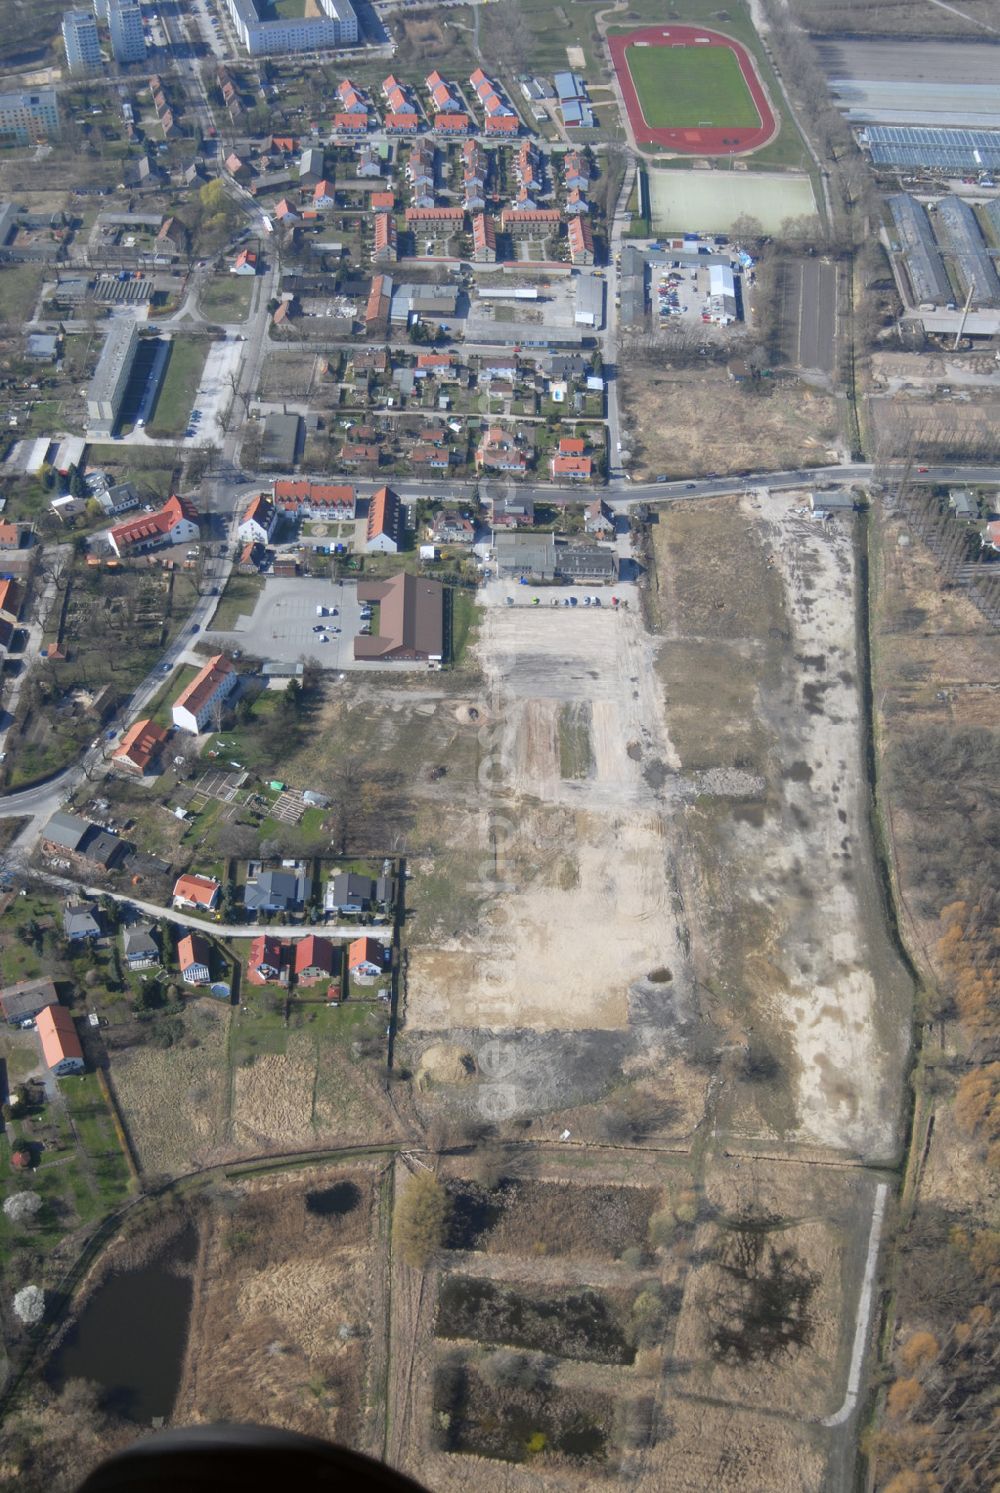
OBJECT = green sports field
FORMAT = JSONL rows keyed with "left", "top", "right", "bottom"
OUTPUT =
{"left": 625, "top": 44, "right": 761, "bottom": 129}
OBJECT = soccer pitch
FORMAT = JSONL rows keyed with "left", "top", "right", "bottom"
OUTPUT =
{"left": 624, "top": 44, "right": 761, "bottom": 130}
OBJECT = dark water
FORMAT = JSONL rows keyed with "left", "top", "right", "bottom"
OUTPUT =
{"left": 47, "top": 1228, "right": 195, "bottom": 1423}
{"left": 306, "top": 1181, "right": 361, "bottom": 1217}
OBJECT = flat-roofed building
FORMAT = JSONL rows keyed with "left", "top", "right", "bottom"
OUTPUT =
{"left": 62, "top": 9, "right": 102, "bottom": 72}
{"left": 108, "top": 0, "right": 146, "bottom": 64}
{"left": 0, "top": 90, "right": 59, "bottom": 145}
{"left": 87, "top": 319, "right": 138, "bottom": 435}
{"left": 223, "top": 0, "right": 358, "bottom": 56}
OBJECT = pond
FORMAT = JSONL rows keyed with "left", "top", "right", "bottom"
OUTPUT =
{"left": 47, "top": 1227, "right": 195, "bottom": 1423}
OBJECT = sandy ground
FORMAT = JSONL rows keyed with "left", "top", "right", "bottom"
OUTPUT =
{"left": 661, "top": 491, "right": 911, "bottom": 1160}
{"left": 407, "top": 601, "right": 688, "bottom": 1032}
{"left": 753, "top": 494, "right": 900, "bottom": 1156}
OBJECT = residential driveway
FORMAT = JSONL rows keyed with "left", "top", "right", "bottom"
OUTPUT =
{"left": 206, "top": 576, "right": 365, "bottom": 669}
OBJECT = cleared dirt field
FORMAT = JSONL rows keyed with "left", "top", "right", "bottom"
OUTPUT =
{"left": 620, "top": 367, "right": 840, "bottom": 479}
{"left": 868, "top": 392, "right": 1000, "bottom": 460}
{"left": 110, "top": 1001, "right": 230, "bottom": 1175}
{"left": 653, "top": 493, "right": 911, "bottom": 1160}
{"left": 407, "top": 600, "right": 689, "bottom": 1033}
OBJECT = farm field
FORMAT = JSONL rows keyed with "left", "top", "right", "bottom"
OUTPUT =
{"left": 647, "top": 166, "right": 817, "bottom": 234}
{"left": 625, "top": 43, "right": 760, "bottom": 130}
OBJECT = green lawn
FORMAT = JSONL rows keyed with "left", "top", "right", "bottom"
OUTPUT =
{"left": 198, "top": 276, "right": 254, "bottom": 324}
{"left": 625, "top": 44, "right": 761, "bottom": 129}
{"left": 146, "top": 338, "right": 209, "bottom": 439}
{"left": 212, "top": 572, "right": 264, "bottom": 631}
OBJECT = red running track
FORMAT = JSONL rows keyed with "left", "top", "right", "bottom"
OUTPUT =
{"left": 608, "top": 25, "right": 777, "bottom": 156}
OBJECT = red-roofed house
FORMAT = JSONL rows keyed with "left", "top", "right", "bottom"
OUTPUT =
{"left": 373, "top": 214, "right": 397, "bottom": 264}
{"left": 0, "top": 577, "right": 25, "bottom": 622}
{"left": 501, "top": 208, "right": 560, "bottom": 238}
{"left": 109, "top": 495, "right": 198, "bottom": 558}
{"left": 113, "top": 718, "right": 169, "bottom": 776}
{"left": 107, "top": 492, "right": 188, "bottom": 551}
{"left": 472, "top": 212, "right": 496, "bottom": 263}
{"left": 334, "top": 113, "right": 368, "bottom": 134}
{"left": 337, "top": 79, "right": 367, "bottom": 113}
{"left": 485, "top": 113, "right": 518, "bottom": 136}
{"left": 477, "top": 427, "right": 528, "bottom": 473}
{"left": 559, "top": 437, "right": 586, "bottom": 455}
{"left": 177, "top": 932, "right": 211, "bottom": 985}
{"left": 275, "top": 198, "right": 299, "bottom": 223}
{"left": 172, "top": 654, "right": 237, "bottom": 734}
{"left": 568, "top": 215, "right": 594, "bottom": 265}
{"left": 37, "top": 1005, "right": 84, "bottom": 1076}
{"left": 348, "top": 937, "right": 384, "bottom": 981}
{"left": 313, "top": 180, "right": 336, "bottom": 208}
{"left": 238, "top": 494, "right": 278, "bottom": 545}
{"left": 294, "top": 935, "right": 337, "bottom": 986}
{"left": 385, "top": 112, "right": 420, "bottom": 134}
{"left": 247, "top": 935, "right": 285, "bottom": 986}
{"left": 273, "top": 480, "right": 355, "bottom": 518}
{"left": 552, "top": 454, "right": 592, "bottom": 479}
{"left": 231, "top": 248, "right": 258, "bottom": 275}
{"left": 416, "top": 352, "right": 452, "bottom": 371}
{"left": 404, "top": 206, "right": 464, "bottom": 228}
{"left": 371, "top": 190, "right": 395, "bottom": 212}
{"left": 365, "top": 486, "right": 401, "bottom": 553}
{"left": 173, "top": 873, "right": 221, "bottom": 911}
{"left": 435, "top": 112, "right": 469, "bottom": 134}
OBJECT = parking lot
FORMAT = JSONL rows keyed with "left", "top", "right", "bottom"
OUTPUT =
{"left": 191, "top": 338, "right": 244, "bottom": 449}
{"left": 205, "top": 576, "right": 369, "bottom": 670}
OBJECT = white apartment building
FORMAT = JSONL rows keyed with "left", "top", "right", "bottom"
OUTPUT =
{"left": 109, "top": 0, "right": 146, "bottom": 64}
{"left": 0, "top": 90, "right": 59, "bottom": 144}
{"left": 62, "top": 9, "right": 102, "bottom": 72}
{"left": 224, "top": 0, "right": 358, "bottom": 56}
{"left": 172, "top": 655, "right": 238, "bottom": 734}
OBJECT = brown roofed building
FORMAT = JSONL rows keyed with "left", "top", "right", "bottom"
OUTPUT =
{"left": 273, "top": 480, "right": 355, "bottom": 517}
{"left": 472, "top": 212, "right": 496, "bottom": 263}
{"left": 373, "top": 214, "right": 397, "bottom": 264}
{"left": 113, "top": 718, "right": 169, "bottom": 776}
{"left": 501, "top": 208, "right": 561, "bottom": 238}
{"left": 37, "top": 1004, "right": 84, "bottom": 1076}
{"left": 173, "top": 873, "right": 221, "bottom": 910}
{"left": 365, "top": 486, "right": 402, "bottom": 552}
{"left": 568, "top": 215, "right": 594, "bottom": 265}
{"left": 354, "top": 573, "right": 443, "bottom": 663}
{"left": 171, "top": 654, "right": 237, "bottom": 734}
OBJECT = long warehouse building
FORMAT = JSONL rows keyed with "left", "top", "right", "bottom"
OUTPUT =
{"left": 887, "top": 193, "right": 953, "bottom": 307}
{"left": 932, "top": 194, "right": 1000, "bottom": 307}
